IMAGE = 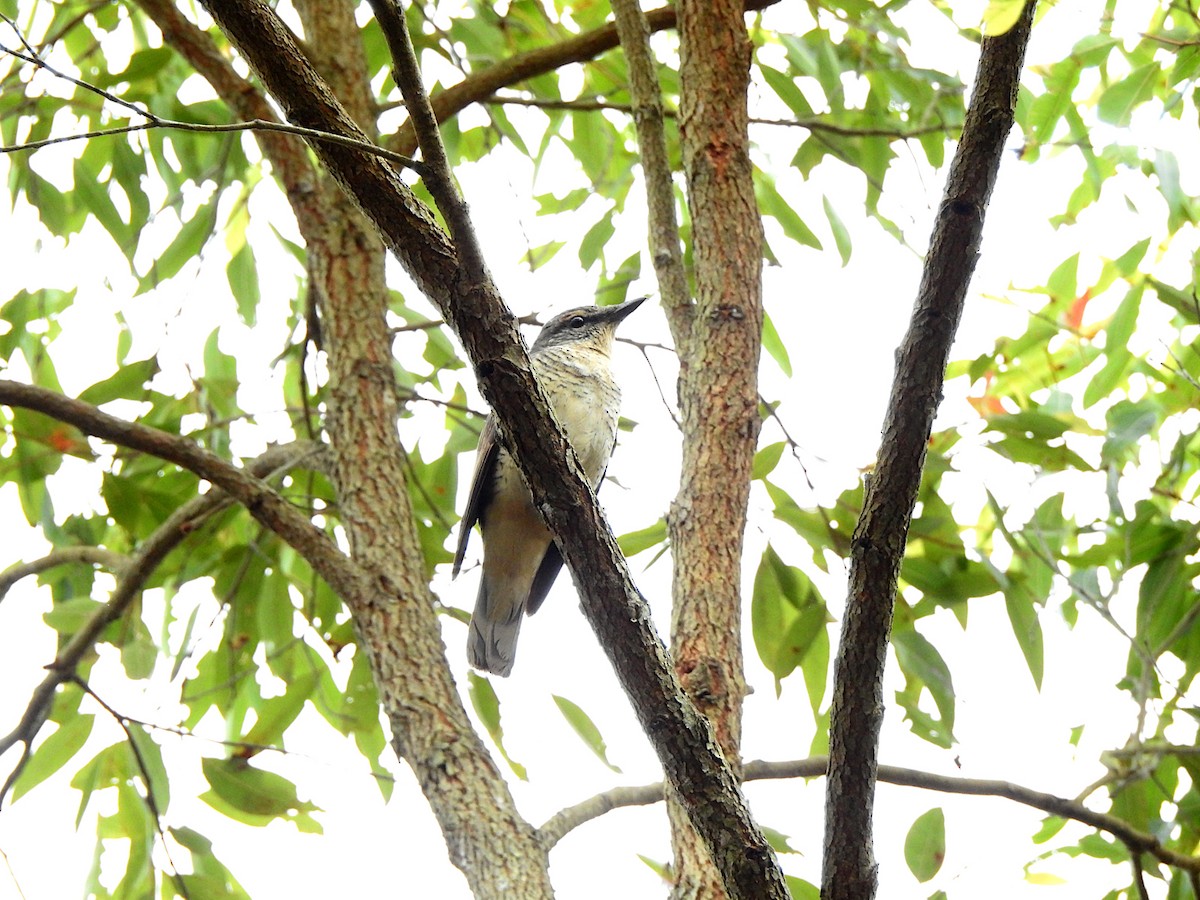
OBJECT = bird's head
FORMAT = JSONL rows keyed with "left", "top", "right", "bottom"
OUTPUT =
{"left": 530, "top": 297, "right": 645, "bottom": 356}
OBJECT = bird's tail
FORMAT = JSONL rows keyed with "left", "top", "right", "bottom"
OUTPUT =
{"left": 466, "top": 577, "right": 524, "bottom": 677}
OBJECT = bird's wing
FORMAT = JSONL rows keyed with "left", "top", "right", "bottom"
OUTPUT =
{"left": 526, "top": 431, "right": 618, "bottom": 615}
{"left": 453, "top": 415, "right": 500, "bottom": 577}
{"left": 526, "top": 543, "right": 564, "bottom": 615}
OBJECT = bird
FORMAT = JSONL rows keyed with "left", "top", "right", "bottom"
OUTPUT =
{"left": 453, "top": 297, "right": 644, "bottom": 676}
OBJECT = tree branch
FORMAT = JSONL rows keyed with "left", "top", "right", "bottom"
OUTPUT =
{"left": 367, "top": 0, "right": 487, "bottom": 280}
{"left": 0, "top": 547, "right": 129, "bottom": 604}
{"left": 388, "top": 0, "right": 780, "bottom": 157}
{"left": 0, "top": 115, "right": 426, "bottom": 172}
{"left": 197, "top": 3, "right": 784, "bottom": 897}
{"left": 539, "top": 757, "right": 1200, "bottom": 878}
{"left": 821, "top": 4, "right": 1038, "bottom": 899}
{"left": 0, "top": 414, "right": 330, "bottom": 804}
{"left": 609, "top": 0, "right": 692, "bottom": 343}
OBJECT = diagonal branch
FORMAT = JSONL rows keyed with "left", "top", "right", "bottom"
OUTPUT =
{"left": 821, "top": 4, "right": 1038, "bottom": 899}
{"left": 367, "top": 0, "right": 487, "bottom": 281}
{"left": 197, "top": 2, "right": 784, "bottom": 897}
{"left": 0, "top": 383, "right": 355, "bottom": 598}
{"left": 388, "top": 0, "right": 780, "bottom": 157}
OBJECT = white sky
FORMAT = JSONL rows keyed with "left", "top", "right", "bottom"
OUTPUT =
{"left": 0, "top": 0, "right": 1197, "bottom": 897}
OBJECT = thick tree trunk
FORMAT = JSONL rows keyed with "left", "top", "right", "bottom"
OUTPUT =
{"left": 215, "top": 2, "right": 554, "bottom": 895}
{"left": 669, "top": 0, "right": 766, "bottom": 896}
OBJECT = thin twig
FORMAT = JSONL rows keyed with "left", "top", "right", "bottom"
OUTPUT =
{"left": 538, "top": 756, "right": 1200, "bottom": 880}
{"left": 486, "top": 93, "right": 957, "bottom": 140}
{"left": 1130, "top": 851, "right": 1150, "bottom": 900}
{"left": 0, "top": 547, "right": 129, "bottom": 603}
{"left": 1, "top": 115, "right": 425, "bottom": 172}
{"left": 368, "top": 0, "right": 488, "bottom": 281}
{"left": 69, "top": 676, "right": 190, "bottom": 900}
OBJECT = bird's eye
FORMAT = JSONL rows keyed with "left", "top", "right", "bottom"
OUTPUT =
{"left": 569, "top": 315, "right": 586, "bottom": 329}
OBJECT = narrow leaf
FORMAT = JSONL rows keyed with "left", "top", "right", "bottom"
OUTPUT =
{"left": 552, "top": 695, "right": 622, "bottom": 772}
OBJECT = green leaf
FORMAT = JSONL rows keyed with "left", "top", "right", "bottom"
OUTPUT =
{"left": 618, "top": 519, "right": 667, "bottom": 557}
{"left": 759, "top": 65, "right": 815, "bottom": 118}
{"left": 72, "top": 157, "right": 132, "bottom": 249}
{"left": 756, "top": 174, "right": 821, "bottom": 250}
{"left": 822, "top": 196, "right": 852, "bottom": 265}
{"left": 1084, "top": 281, "right": 1142, "bottom": 408}
{"left": 753, "top": 442, "right": 786, "bottom": 480}
{"left": 1004, "top": 586, "right": 1044, "bottom": 690}
{"left": 1097, "top": 64, "right": 1160, "bottom": 127}
{"left": 904, "top": 807, "right": 945, "bottom": 882}
{"left": 982, "top": 0, "right": 1026, "bottom": 36}
{"left": 200, "top": 757, "right": 321, "bottom": 829}
{"left": 787, "top": 876, "right": 821, "bottom": 899}
{"left": 227, "top": 243, "right": 261, "bottom": 326}
{"left": 11, "top": 714, "right": 95, "bottom": 801}
{"left": 893, "top": 629, "right": 956, "bottom": 737}
{"left": 43, "top": 597, "right": 106, "bottom": 635}
{"left": 128, "top": 726, "right": 170, "bottom": 814}
{"left": 751, "top": 546, "right": 829, "bottom": 694}
{"left": 552, "top": 695, "right": 622, "bottom": 773}
{"left": 762, "top": 312, "right": 793, "bottom": 377}
{"left": 77, "top": 359, "right": 159, "bottom": 406}
{"left": 243, "top": 671, "right": 319, "bottom": 748}
{"left": 578, "top": 209, "right": 615, "bottom": 271}
{"left": 139, "top": 198, "right": 217, "bottom": 289}
{"left": 467, "top": 673, "right": 527, "bottom": 780}
{"left": 637, "top": 854, "right": 673, "bottom": 882}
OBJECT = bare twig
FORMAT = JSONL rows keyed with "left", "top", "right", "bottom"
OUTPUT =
{"left": 367, "top": 0, "right": 487, "bottom": 281}
{"left": 1, "top": 114, "right": 425, "bottom": 172}
{"left": 0, "top": 547, "right": 129, "bottom": 603}
{"left": 1131, "top": 852, "right": 1150, "bottom": 900}
{"left": 486, "top": 94, "right": 957, "bottom": 140}
{"left": 69, "top": 676, "right": 190, "bottom": 899}
{"left": 539, "top": 756, "right": 1200, "bottom": 879}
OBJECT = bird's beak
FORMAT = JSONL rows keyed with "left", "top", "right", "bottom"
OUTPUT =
{"left": 598, "top": 295, "right": 646, "bottom": 325}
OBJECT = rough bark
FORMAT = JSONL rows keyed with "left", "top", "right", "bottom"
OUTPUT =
{"left": 667, "top": 0, "right": 771, "bottom": 896}
{"left": 199, "top": 1, "right": 786, "bottom": 896}
{"left": 289, "top": 2, "right": 557, "bottom": 896}
{"left": 136, "top": 0, "right": 553, "bottom": 894}
{"left": 820, "top": 5, "right": 1038, "bottom": 899}
{"left": 609, "top": 0, "right": 693, "bottom": 344}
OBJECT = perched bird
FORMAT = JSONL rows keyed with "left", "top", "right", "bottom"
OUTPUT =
{"left": 453, "top": 298, "right": 644, "bottom": 676}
